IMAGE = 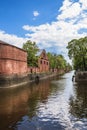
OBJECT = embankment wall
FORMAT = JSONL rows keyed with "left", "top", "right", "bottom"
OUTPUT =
{"left": 75, "top": 71, "right": 87, "bottom": 82}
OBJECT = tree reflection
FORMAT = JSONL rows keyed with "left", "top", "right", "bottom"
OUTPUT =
{"left": 69, "top": 83, "right": 87, "bottom": 119}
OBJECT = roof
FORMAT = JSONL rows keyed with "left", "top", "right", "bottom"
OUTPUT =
{"left": 0, "top": 40, "right": 26, "bottom": 52}
{"left": 36, "top": 49, "right": 49, "bottom": 60}
{"left": 0, "top": 40, "right": 9, "bottom": 44}
{"left": 36, "top": 49, "right": 44, "bottom": 56}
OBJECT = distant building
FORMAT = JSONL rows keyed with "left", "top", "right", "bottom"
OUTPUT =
{"left": 38, "top": 49, "right": 49, "bottom": 72}
{"left": 28, "top": 49, "right": 49, "bottom": 73}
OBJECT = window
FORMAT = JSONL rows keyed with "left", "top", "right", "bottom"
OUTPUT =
{"left": 40, "top": 60, "right": 42, "bottom": 64}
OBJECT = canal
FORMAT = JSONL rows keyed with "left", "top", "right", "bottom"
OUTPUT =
{"left": 0, "top": 71, "right": 87, "bottom": 130}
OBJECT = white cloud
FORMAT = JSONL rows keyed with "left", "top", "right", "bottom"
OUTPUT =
{"left": 59, "top": 0, "right": 73, "bottom": 11}
{"left": 1, "top": 0, "right": 87, "bottom": 63}
{"left": 0, "top": 30, "right": 28, "bottom": 48}
{"left": 79, "top": 0, "right": 87, "bottom": 10}
{"left": 57, "top": 0, "right": 82, "bottom": 20}
{"left": 22, "top": 0, "right": 87, "bottom": 62}
{"left": 57, "top": 2, "right": 81, "bottom": 20}
{"left": 33, "top": 11, "right": 39, "bottom": 17}
{"left": 23, "top": 18, "right": 86, "bottom": 50}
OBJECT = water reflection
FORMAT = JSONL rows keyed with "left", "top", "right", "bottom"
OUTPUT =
{"left": 0, "top": 79, "right": 51, "bottom": 130}
{"left": 70, "top": 83, "right": 87, "bottom": 118}
{"left": 0, "top": 71, "right": 87, "bottom": 130}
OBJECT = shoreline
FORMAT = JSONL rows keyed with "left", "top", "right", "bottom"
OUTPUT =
{"left": 0, "top": 71, "right": 65, "bottom": 88}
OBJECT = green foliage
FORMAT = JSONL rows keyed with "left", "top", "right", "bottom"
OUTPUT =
{"left": 47, "top": 52, "right": 70, "bottom": 70}
{"left": 23, "top": 40, "right": 72, "bottom": 71}
{"left": 67, "top": 37, "right": 87, "bottom": 70}
{"left": 23, "top": 40, "right": 39, "bottom": 67}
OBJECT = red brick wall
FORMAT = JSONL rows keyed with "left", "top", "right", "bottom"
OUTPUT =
{"left": 38, "top": 50, "right": 49, "bottom": 72}
{"left": 27, "top": 67, "right": 40, "bottom": 73}
{"left": 0, "top": 41, "right": 27, "bottom": 75}
{"left": 38, "top": 58, "right": 49, "bottom": 72}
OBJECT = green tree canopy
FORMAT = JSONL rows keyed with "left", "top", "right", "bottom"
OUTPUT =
{"left": 67, "top": 37, "right": 87, "bottom": 70}
{"left": 23, "top": 40, "right": 39, "bottom": 67}
{"left": 47, "top": 52, "right": 70, "bottom": 70}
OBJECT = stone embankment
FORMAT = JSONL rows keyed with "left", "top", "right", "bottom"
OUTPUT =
{"left": 75, "top": 71, "right": 87, "bottom": 82}
{"left": 0, "top": 71, "right": 65, "bottom": 88}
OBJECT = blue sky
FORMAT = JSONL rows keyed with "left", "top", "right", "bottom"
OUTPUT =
{"left": 0, "top": 0, "right": 61, "bottom": 36}
{"left": 0, "top": 0, "right": 87, "bottom": 63}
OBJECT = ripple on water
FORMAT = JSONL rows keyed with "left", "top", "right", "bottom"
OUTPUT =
{"left": 9, "top": 71, "right": 87, "bottom": 130}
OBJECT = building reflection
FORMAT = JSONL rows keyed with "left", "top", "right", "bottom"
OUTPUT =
{"left": 0, "top": 79, "right": 52, "bottom": 130}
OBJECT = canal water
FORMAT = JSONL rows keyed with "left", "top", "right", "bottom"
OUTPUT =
{"left": 0, "top": 71, "right": 87, "bottom": 130}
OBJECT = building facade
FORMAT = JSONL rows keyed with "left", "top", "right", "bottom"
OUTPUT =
{"left": 38, "top": 49, "right": 49, "bottom": 73}
{"left": 0, "top": 41, "right": 49, "bottom": 75}
{"left": 27, "top": 49, "right": 49, "bottom": 73}
{"left": 0, "top": 40, "right": 27, "bottom": 75}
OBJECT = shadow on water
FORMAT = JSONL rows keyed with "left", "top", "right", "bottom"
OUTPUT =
{"left": 0, "top": 71, "right": 87, "bottom": 130}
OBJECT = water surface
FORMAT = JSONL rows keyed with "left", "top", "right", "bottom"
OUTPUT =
{"left": 0, "top": 71, "right": 87, "bottom": 130}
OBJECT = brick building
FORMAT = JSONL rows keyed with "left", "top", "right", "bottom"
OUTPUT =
{"left": 0, "top": 41, "right": 49, "bottom": 76}
{"left": 0, "top": 40, "right": 27, "bottom": 75}
{"left": 38, "top": 49, "right": 49, "bottom": 72}
{"left": 28, "top": 49, "right": 49, "bottom": 73}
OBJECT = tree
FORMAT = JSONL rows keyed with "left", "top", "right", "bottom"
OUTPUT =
{"left": 47, "top": 52, "right": 69, "bottom": 70}
{"left": 67, "top": 37, "right": 87, "bottom": 70}
{"left": 56, "top": 55, "right": 67, "bottom": 69}
{"left": 23, "top": 40, "right": 39, "bottom": 67}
